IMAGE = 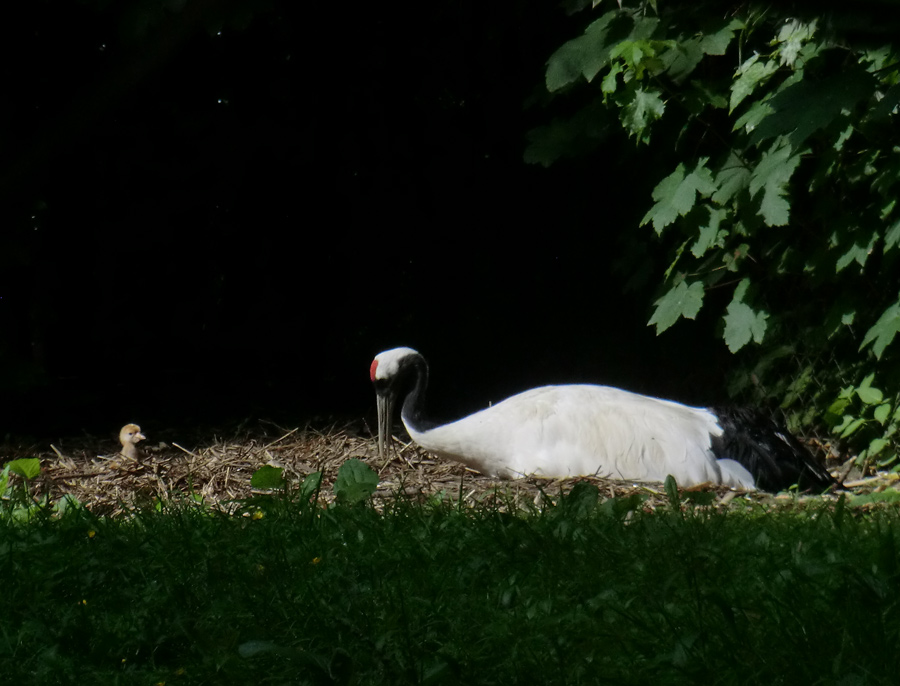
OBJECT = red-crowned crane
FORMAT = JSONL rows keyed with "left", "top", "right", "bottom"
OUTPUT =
{"left": 370, "top": 347, "right": 836, "bottom": 493}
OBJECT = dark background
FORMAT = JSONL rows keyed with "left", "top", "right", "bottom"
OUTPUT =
{"left": 0, "top": 0, "right": 735, "bottom": 439}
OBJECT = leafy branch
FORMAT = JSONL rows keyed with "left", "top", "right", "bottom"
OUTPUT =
{"left": 530, "top": 0, "right": 900, "bottom": 468}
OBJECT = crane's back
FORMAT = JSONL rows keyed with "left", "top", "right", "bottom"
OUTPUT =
{"left": 403, "top": 384, "right": 731, "bottom": 485}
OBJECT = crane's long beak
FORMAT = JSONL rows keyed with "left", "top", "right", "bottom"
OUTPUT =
{"left": 376, "top": 392, "right": 394, "bottom": 459}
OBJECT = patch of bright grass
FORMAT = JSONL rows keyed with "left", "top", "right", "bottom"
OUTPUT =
{"left": 1, "top": 489, "right": 899, "bottom": 684}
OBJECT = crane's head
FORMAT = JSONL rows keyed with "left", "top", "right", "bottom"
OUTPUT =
{"left": 119, "top": 423, "right": 146, "bottom": 459}
{"left": 370, "top": 347, "right": 422, "bottom": 458}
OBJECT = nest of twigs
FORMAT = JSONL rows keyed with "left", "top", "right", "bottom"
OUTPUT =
{"left": 0, "top": 420, "right": 893, "bottom": 516}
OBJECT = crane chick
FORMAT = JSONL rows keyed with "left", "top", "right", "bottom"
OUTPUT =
{"left": 118, "top": 423, "right": 146, "bottom": 460}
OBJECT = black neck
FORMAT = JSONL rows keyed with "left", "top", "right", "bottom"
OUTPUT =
{"left": 399, "top": 353, "right": 440, "bottom": 432}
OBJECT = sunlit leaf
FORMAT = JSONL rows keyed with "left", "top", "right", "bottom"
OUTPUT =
{"left": 884, "top": 219, "right": 900, "bottom": 252}
{"left": 8, "top": 459, "right": 41, "bottom": 480}
{"left": 730, "top": 55, "right": 778, "bottom": 113}
{"left": 856, "top": 385, "right": 884, "bottom": 405}
{"left": 250, "top": 465, "right": 285, "bottom": 490}
{"left": 649, "top": 280, "right": 705, "bottom": 334}
{"left": 835, "top": 230, "right": 878, "bottom": 272}
{"left": 775, "top": 18, "right": 817, "bottom": 67}
{"left": 860, "top": 301, "right": 900, "bottom": 359}
{"left": 840, "top": 417, "right": 866, "bottom": 438}
{"left": 712, "top": 152, "right": 750, "bottom": 205}
{"left": 691, "top": 206, "right": 728, "bottom": 257}
{"left": 642, "top": 159, "right": 716, "bottom": 233}
{"left": 299, "top": 471, "right": 323, "bottom": 500}
{"left": 723, "top": 280, "right": 769, "bottom": 352}
{"left": 664, "top": 475, "right": 681, "bottom": 508}
{"left": 749, "top": 139, "right": 801, "bottom": 226}
{"left": 620, "top": 87, "right": 665, "bottom": 143}
{"left": 734, "top": 99, "right": 775, "bottom": 135}
{"left": 333, "top": 459, "right": 379, "bottom": 505}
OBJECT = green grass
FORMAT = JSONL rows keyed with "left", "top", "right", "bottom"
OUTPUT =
{"left": 1, "top": 488, "right": 899, "bottom": 685}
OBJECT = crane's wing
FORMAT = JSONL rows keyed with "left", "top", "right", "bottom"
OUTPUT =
{"left": 406, "top": 385, "right": 728, "bottom": 486}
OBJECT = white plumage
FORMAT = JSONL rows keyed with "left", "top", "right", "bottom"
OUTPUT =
{"left": 370, "top": 347, "right": 836, "bottom": 492}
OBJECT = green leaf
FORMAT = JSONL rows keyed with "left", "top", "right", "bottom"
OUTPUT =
{"left": 662, "top": 239, "right": 690, "bottom": 281}
{"left": 866, "top": 438, "right": 889, "bottom": 457}
{"left": 609, "top": 40, "right": 647, "bottom": 71}
{"left": 629, "top": 15, "right": 661, "bottom": 41}
{"left": 53, "top": 494, "right": 82, "bottom": 516}
{"left": 878, "top": 450, "right": 898, "bottom": 468}
{"left": 723, "top": 302, "right": 769, "bottom": 352}
{"left": 734, "top": 99, "right": 775, "bottom": 135}
{"left": 856, "top": 373, "right": 881, "bottom": 403}
{"left": 832, "top": 414, "right": 854, "bottom": 434}
{"left": 664, "top": 475, "right": 681, "bottom": 509}
{"left": 835, "top": 229, "right": 878, "bottom": 272}
{"left": 641, "top": 159, "right": 716, "bottom": 233}
{"left": 875, "top": 403, "right": 892, "bottom": 424}
{"left": 749, "top": 66, "right": 874, "bottom": 148}
{"left": 250, "top": 465, "right": 285, "bottom": 490}
{"left": 662, "top": 38, "right": 703, "bottom": 84}
{"left": 840, "top": 417, "right": 866, "bottom": 438}
{"left": 299, "top": 471, "right": 323, "bottom": 500}
{"left": 730, "top": 55, "right": 778, "bottom": 113}
{"left": 649, "top": 280, "right": 705, "bottom": 334}
{"left": 749, "top": 139, "right": 802, "bottom": 227}
{"left": 620, "top": 87, "right": 665, "bottom": 143}
{"left": 731, "top": 278, "right": 749, "bottom": 306}
{"left": 827, "top": 398, "right": 851, "bottom": 417}
{"left": 884, "top": 219, "right": 900, "bottom": 252}
{"left": 691, "top": 206, "right": 728, "bottom": 257}
{"left": 546, "top": 13, "right": 619, "bottom": 92}
{"left": 723, "top": 280, "right": 769, "bottom": 352}
{"left": 685, "top": 490, "right": 717, "bottom": 506}
{"left": 860, "top": 300, "right": 900, "bottom": 359}
{"left": 712, "top": 152, "right": 750, "bottom": 205}
{"left": 857, "top": 385, "right": 884, "bottom": 405}
{"left": 775, "top": 18, "right": 817, "bottom": 68}
{"left": 601, "top": 61, "right": 623, "bottom": 96}
{"left": 561, "top": 481, "right": 600, "bottom": 517}
{"left": 0, "top": 465, "right": 9, "bottom": 497}
{"left": 333, "top": 459, "right": 379, "bottom": 505}
{"left": 7, "top": 458, "right": 41, "bottom": 480}
{"left": 699, "top": 18, "right": 744, "bottom": 56}
{"left": 598, "top": 493, "right": 648, "bottom": 519}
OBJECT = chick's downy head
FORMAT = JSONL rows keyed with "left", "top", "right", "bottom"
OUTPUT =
{"left": 119, "top": 423, "right": 146, "bottom": 459}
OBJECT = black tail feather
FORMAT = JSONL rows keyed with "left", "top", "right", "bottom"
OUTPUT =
{"left": 711, "top": 406, "right": 838, "bottom": 493}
